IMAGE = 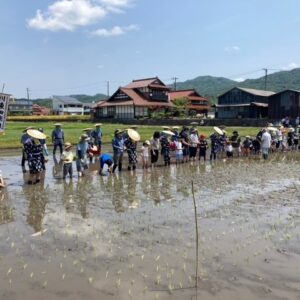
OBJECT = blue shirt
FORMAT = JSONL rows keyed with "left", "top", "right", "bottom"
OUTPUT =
{"left": 52, "top": 128, "right": 64, "bottom": 141}
{"left": 112, "top": 137, "right": 125, "bottom": 154}
{"left": 100, "top": 153, "right": 112, "bottom": 168}
{"left": 76, "top": 141, "right": 88, "bottom": 159}
{"left": 91, "top": 129, "right": 103, "bottom": 142}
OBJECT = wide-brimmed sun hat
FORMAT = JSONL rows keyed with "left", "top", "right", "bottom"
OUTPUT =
{"left": 64, "top": 142, "right": 72, "bottom": 149}
{"left": 214, "top": 126, "right": 223, "bottom": 135}
{"left": 80, "top": 134, "right": 89, "bottom": 140}
{"left": 172, "top": 126, "right": 180, "bottom": 130}
{"left": 54, "top": 123, "right": 62, "bottom": 126}
{"left": 127, "top": 128, "right": 141, "bottom": 142}
{"left": 27, "top": 129, "right": 46, "bottom": 140}
{"left": 83, "top": 128, "right": 93, "bottom": 132}
{"left": 144, "top": 140, "right": 151, "bottom": 146}
{"left": 23, "top": 126, "right": 35, "bottom": 132}
{"left": 162, "top": 130, "right": 175, "bottom": 136}
{"left": 130, "top": 125, "right": 138, "bottom": 129}
{"left": 94, "top": 123, "right": 102, "bottom": 127}
{"left": 245, "top": 135, "right": 251, "bottom": 139}
{"left": 162, "top": 126, "right": 171, "bottom": 130}
{"left": 115, "top": 129, "right": 124, "bottom": 135}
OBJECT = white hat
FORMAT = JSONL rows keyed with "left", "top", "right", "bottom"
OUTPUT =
{"left": 27, "top": 129, "right": 46, "bottom": 140}
{"left": 127, "top": 128, "right": 141, "bottom": 141}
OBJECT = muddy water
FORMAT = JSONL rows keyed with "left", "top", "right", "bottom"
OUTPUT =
{"left": 1, "top": 153, "right": 300, "bottom": 300}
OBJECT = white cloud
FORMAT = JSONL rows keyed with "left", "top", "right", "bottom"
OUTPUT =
{"left": 90, "top": 24, "right": 139, "bottom": 37}
{"left": 234, "top": 77, "right": 245, "bottom": 82}
{"left": 281, "top": 62, "right": 299, "bottom": 70}
{"left": 27, "top": 0, "right": 134, "bottom": 32}
{"left": 225, "top": 45, "right": 240, "bottom": 52}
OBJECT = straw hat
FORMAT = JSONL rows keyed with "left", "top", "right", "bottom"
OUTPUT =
{"left": 172, "top": 126, "right": 180, "bottom": 130}
{"left": 83, "top": 128, "right": 93, "bottom": 132}
{"left": 162, "top": 126, "right": 171, "bottom": 130}
{"left": 213, "top": 126, "right": 223, "bottom": 135}
{"left": 23, "top": 126, "right": 35, "bottom": 132}
{"left": 267, "top": 126, "right": 277, "bottom": 132}
{"left": 64, "top": 142, "right": 72, "bottom": 149}
{"left": 54, "top": 123, "right": 62, "bottom": 126}
{"left": 245, "top": 135, "right": 250, "bottom": 139}
{"left": 27, "top": 129, "right": 46, "bottom": 140}
{"left": 94, "top": 123, "right": 102, "bottom": 127}
{"left": 144, "top": 140, "right": 151, "bottom": 146}
{"left": 162, "top": 130, "right": 175, "bottom": 136}
{"left": 127, "top": 128, "right": 140, "bottom": 142}
{"left": 130, "top": 125, "right": 138, "bottom": 129}
{"left": 80, "top": 134, "right": 89, "bottom": 140}
{"left": 115, "top": 129, "right": 124, "bottom": 135}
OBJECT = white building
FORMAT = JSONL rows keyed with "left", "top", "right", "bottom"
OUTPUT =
{"left": 52, "top": 96, "right": 84, "bottom": 115}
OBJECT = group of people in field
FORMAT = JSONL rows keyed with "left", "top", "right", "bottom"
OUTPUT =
{"left": 9, "top": 119, "right": 300, "bottom": 185}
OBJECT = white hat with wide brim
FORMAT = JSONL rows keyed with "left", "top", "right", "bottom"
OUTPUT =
{"left": 213, "top": 126, "right": 223, "bottom": 135}
{"left": 27, "top": 129, "right": 46, "bottom": 140}
{"left": 127, "top": 128, "right": 141, "bottom": 141}
{"left": 267, "top": 126, "right": 278, "bottom": 132}
{"left": 162, "top": 130, "right": 175, "bottom": 136}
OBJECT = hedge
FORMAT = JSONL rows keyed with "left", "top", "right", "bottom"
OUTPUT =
{"left": 7, "top": 115, "right": 91, "bottom": 122}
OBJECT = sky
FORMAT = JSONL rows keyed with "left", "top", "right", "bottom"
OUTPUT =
{"left": 1, "top": 0, "right": 300, "bottom": 98}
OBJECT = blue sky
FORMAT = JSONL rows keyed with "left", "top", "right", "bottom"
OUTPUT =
{"left": 1, "top": 0, "right": 300, "bottom": 98}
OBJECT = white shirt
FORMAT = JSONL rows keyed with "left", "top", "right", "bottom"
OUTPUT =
{"left": 226, "top": 144, "right": 233, "bottom": 152}
{"left": 141, "top": 146, "right": 149, "bottom": 157}
{"left": 175, "top": 141, "right": 183, "bottom": 155}
{"left": 261, "top": 131, "right": 272, "bottom": 148}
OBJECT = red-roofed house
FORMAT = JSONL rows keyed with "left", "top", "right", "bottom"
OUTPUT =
{"left": 168, "top": 89, "right": 210, "bottom": 116}
{"left": 95, "top": 77, "right": 173, "bottom": 119}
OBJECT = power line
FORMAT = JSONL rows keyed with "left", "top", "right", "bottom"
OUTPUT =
{"left": 172, "top": 77, "right": 179, "bottom": 91}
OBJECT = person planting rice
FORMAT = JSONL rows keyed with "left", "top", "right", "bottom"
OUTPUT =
{"left": 189, "top": 128, "right": 199, "bottom": 161}
{"left": 226, "top": 141, "right": 233, "bottom": 158}
{"left": 261, "top": 128, "right": 272, "bottom": 159}
{"left": 24, "top": 129, "right": 47, "bottom": 184}
{"left": 174, "top": 137, "right": 184, "bottom": 164}
{"left": 99, "top": 153, "right": 114, "bottom": 176}
{"left": 160, "top": 130, "right": 173, "bottom": 166}
{"left": 20, "top": 126, "right": 34, "bottom": 172}
{"left": 91, "top": 123, "right": 103, "bottom": 150}
{"left": 180, "top": 126, "right": 190, "bottom": 163}
{"left": 242, "top": 136, "right": 253, "bottom": 157}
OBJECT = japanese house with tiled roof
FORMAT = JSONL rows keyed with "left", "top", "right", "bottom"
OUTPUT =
{"left": 94, "top": 77, "right": 173, "bottom": 119}
{"left": 215, "top": 87, "right": 275, "bottom": 119}
{"left": 168, "top": 89, "right": 210, "bottom": 116}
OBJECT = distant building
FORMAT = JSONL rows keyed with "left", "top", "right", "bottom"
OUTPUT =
{"left": 83, "top": 103, "right": 94, "bottom": 115}
{"left": 168, "top": 89, "right": 210, "bottom": 116}
{"left": 32, "top": 104, "right": 51, "bottom": 116}
{"left": 95, "top": 77, "right": 173, "bottom": 119}
{"left": 216, "top": 87, "right": 275, "bottom": 119}
{"left": 8, "top": 98, "right": 33, "bottom": 115}
{"left": 268, "top": 89, "right": 300, "bottom": 120}
{"left": 52, "top": 95, "right": 84, "bottom": 115}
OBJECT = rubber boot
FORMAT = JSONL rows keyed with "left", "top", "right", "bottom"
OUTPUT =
{"left": 112, "top": 164, "right": 118, "bottom": 173}
{"left": 133, "top": 165, "right": 136, "bottom": 170}
{"left": 128, "top": 166, "right": 131, "bottom": 171}
{"left": 118, "top": 163, "right": 122, "bottom": 171}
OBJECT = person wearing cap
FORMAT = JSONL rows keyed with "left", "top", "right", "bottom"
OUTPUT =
{"left": 112, "top": 129, "right": 125, "bottom": 173}
{"left": 199, "top": 134, "right": 208, "bottom": 161}
{"left": 99, "top": 153, "right": 114, "bottom": 176}
{"left": 24, "top": 130, "right": 46, "bottom": 184}
{"left": 76, "top": 134, "right": 89, "bottom": 177}
{"left": 91, "top": 124, "right": 103, "bottom": 151}
{"left": 140, "top": 141, "right": 150, "bottom": 169}
{"left": 61, "top": 143, "right": 74, "bottom": 179}
{"left": 150, "top": 131, "right": 160, "bottom": 166}
{"left": 20, "top": 127, "right": 34, "bottom": 171}
{"left": 52, "top": 124, "right": 64, "bottom": 156}
{"left": 124, "top": 134, "right": 138, "bottom": 171}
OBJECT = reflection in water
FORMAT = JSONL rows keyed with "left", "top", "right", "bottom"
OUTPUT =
{"left": 111, "top": 175, "right": 125, "bottom": 213}
{"left": 52, "top": 155, "right": 63, "bottom": 179}
{"left": 0, "top": 188, "right": 13, "bottom": 225}
{"left": 76, "top": 178, "right": 90, "bottom": 218}
{"left": 125, "top": 172, "right": 139, "bottom": 208}
{"left": 24, "top": 173, "right": 48, "bottom": 232}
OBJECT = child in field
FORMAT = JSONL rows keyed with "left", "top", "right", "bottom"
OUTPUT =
{"left": 141, "top": 140, "right": 150, "bottom": 168}
{"left": 62, "top": 142, "right": 74, "bottom": 179}
{"left": 199, "top": 134, "right": 208, "bottom": 161}
{"left": 175, "top": 138, "right": 184, "bottom": 164}
{"left": 226, "top": 141, "right": 233, "bottom": 158}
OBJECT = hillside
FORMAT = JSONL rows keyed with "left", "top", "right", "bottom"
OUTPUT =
{"left": 177, "top": 68, "right": 300, "bottom": 103}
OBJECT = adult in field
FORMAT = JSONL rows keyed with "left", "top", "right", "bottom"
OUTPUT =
{"left": 261, "top": 129, "right": 272, "bottom": 159}
{"left": 112, "top": 129, "right": 125, "bottom": 173}
{"left": 76, "top": 134, "right": 89, "bottom": 177}
{"left": 180, "top": 126, "right": 190, "bottom": 163}
{"left": 91, "top": 123, "right": 103, "bottom": 150}
{"left": 20, "top": 126, "right": 34, "bottom": 172}
{"left": 52, "top": 123, "right": 64, "bottom": 156}
{"left": 99, "top": 153, "right": 114, "bottom": 176}
{"left": 150, "top": 131, "right": 160, "bottom": 166}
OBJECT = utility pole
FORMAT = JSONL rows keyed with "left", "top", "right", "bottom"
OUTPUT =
{"left": 106, "top": 81, "right": 110, "bottom": 97}
{"left": 172, "top": 77, "right": 178, "bottom": 91}
{"left": 1, "top": 83, "right": 5, "bottom": 93}
{"left": 26, "top": 88, "right": 30, "bottom": 100}
{"left": 262, "top": 68, "right": 268, "bottom": 90}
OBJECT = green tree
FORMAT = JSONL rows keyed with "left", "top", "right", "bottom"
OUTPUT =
{"left": 172, "top": 97, "right": 190, "bottom": 117}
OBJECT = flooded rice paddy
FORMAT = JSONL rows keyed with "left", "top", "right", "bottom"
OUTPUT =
{"left": 1, "top": 152, "right": 300, "bottom": 300}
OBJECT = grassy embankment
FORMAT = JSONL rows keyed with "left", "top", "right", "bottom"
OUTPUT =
{"left": 0, "top": 120, "right": 260, "bottom": 149}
